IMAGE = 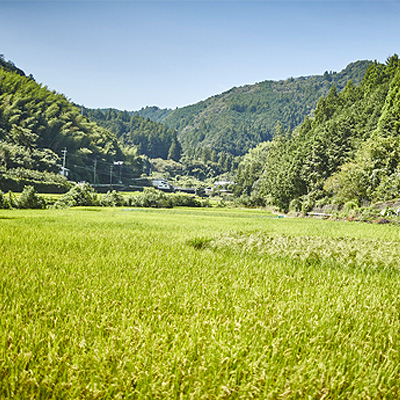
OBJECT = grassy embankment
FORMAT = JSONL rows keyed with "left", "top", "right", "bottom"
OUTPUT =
{"left": 1, "top": 207, "right": 400, "bottom": 398}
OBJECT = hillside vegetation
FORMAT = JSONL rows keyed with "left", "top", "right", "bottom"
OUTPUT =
{"left": 3, "top": 53, "right": 397, "bottom": 204}
{"left": 137, "top": 105, "right": 173, "bottom": 123}
{"left": 154, "top": 61, "right": 370, "bottom": 156}
{"left": 0, "top": 56, "right": 142, "bottom": 191}
{"left": 88, "top": 61, "right": 369, "bottom": 159}
{"left": 234, "top": 55, "right": 400, "bottom": 211}
{"left": 84, "top": 108, "right": 182, "bottom": 161}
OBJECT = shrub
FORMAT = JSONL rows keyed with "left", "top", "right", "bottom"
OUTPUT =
{"left": 301, "top": 197, "right": 314, "bottom": 214}
{"left": 132, "top": 188, "right": 173, "bottom": 208}
{"left": 358, "top": 206, "right": 379, "bottom": 221}
{"left": 171, "top": 194, "right": 201, "bottom": 207}
{"left": 235, "top": 194, "right": 266, "bottom": 208}
{"left": 0, "top": 168, "right": 72, "bottom": 193}
{"left": 0, "top": 191, "right": 10, "bottom": 209}
{"left": 18, "top": 186, "right": 46, "bottom": 209}
{"left": 314, "top": 196, "right": 331, "bottom": 208}
{"left": 216, "top": 199, "right": 227, "bottom": 208}
{"left": 124, "top": 194, "right": 138, "bottom": 207}
{"left": 289, "top": 198, "right": 302, "bottom": 212}
{"left": 100, "top": 190, "right": 124, "bottom": 207}
{"left": 374, "top": 172, "right": 400, "bottom": 202}
{"left": 343, "top": 200, "right": 359, "bottom": 213}
{"left": 54, "top": 183, "right": 98, "bottom": 208}
{"left": 7, "top": 191, "right": 18, "bottom": 209}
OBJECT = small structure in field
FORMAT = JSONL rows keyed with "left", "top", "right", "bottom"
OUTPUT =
{"left": 152, "top": 178, "right": 175, "bottom": 192}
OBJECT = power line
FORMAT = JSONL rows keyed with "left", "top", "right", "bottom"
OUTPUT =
{"left": 61, "top": 149, "right": 144, "bottom": 184}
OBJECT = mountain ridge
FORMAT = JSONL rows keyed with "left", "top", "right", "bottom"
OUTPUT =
{"left": 132, "top": 60, "right": 371, "bottom": 157}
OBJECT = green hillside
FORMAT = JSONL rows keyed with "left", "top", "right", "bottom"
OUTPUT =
{"left": 0, "top": 56, "right": 142, "bottom": 191}
{"left": 88, "top": 61, "right": 370, "bottom": 161}
{"left": 233, "top": 55, "right": 400, "bottom": 210}
{"left": 159, "top": 60, "right": 371, "bottom": 156}
{"left": 84, "top": 108, "right": 182, "bottom": 161}
{"left": 137, "top": 106, "right": 173, "bottom": 123}
{"left": 0, "top": 54, "right": 26, "bottom": 77}
{"left": 0, "top": 53, "right": 384, "bottom": 196}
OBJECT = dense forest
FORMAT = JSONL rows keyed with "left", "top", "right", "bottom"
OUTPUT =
{"left": 83, "top": 108, "right": 182, "bottom": 161}
{"left": 137, "top": 106, "right": 173, "bottom": 123}
{"left": 2, "top": 52, "right": 400, "bottom": 210}
{"left": 0, "top": 55, "right": 142, "bottom": 191}
{"left": 138, "top": 61, "right": 370, "bottom": 157}
{"left": 233, "top": 55, "right": 400, "bottom": 211}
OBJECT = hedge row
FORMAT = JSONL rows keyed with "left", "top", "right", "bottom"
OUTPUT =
{"left": 0, "top": 175, "right": 71, "bottom": 193}
{"left": 0, "top": 184, "right": 211, "bottom": 210}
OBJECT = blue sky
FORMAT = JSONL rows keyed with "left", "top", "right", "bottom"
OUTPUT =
{"left": 1, "top": 1, "right": 400, "bottom": 110}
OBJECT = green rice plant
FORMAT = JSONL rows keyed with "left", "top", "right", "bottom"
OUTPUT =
{"left": 186, "top": 236, "right": 212, "bottom": 250}
{"left": 210, "top": 230, "right": 400, "bottom": 272}
{"left": 1, "top": 208, "right": 400, "bottom": 398}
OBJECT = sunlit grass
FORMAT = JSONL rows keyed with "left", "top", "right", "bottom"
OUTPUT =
{"left": 1, "top": 207, "right": 400, "bottom": 398}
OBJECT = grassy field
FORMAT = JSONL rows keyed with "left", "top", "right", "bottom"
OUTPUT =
{"left": 1, "top": 207, "right": 400, "bottom": 399}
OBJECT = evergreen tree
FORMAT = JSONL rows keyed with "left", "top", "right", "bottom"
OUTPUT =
{"left": 167, "top": 137, "right": 182, "bottom": 161}
{"left": 85, "top": 108, "right": 181, "bottom": 160}
{"left": 234, "top": 55, "right": 400, "bottom": 209}
{"left": 201, "top": 147, "right": 212, "bottom": 163}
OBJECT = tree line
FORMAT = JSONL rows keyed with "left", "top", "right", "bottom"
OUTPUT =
{"left": 84, "top": 108, "right": 182, "bottom": 161}
{"left": 233, "top": 55, "right": 400, "bottom": 211}
{"left": 0, "top": 57, "right": 143, "bottom": 191}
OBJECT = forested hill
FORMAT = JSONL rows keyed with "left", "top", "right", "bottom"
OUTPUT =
{"left": 0, "top": 54, "right": 25, "bottom": 77}
{"left": 0, "top": 56, "right": 142, "bottom": 190}
{"left": 148, "top": 60, "right": 370, "bottom": 157}
{"left": 233, "top": 55, "right": 400, "bottom": 211}
{"left": 137, "top": 106, "right": 173, "bottom": 123}
{"left": 83, "top": 108, "right": 182, "bottom": 161}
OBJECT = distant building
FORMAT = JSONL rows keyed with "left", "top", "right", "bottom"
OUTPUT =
{"left": 59, "top": 167, "right": 70, "bottom": 177}
{"left": 152, "top": 178, "right": 175, "bottom": 192}
{"left": 205, "top": 181, "right": 235, "bottom": 196}
{"left": 214, "top": 181, "right": 234, "bottom": 188}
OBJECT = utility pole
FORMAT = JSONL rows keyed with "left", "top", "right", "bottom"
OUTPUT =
{"left": 61, "top": 148, "right": 67, "bottom": 177}
{"left": 110, "top": 164, "right": 113, "bottom": 186}
{"left": 93, "top": 158, "right": 97, "bottom": 185}
{"left": 114, "top": 161, "right": 123, "bottom": 184}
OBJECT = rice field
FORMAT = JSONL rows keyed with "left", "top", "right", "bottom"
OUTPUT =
{"left": 1, "top": 207, "right": 400, "bottom": 399}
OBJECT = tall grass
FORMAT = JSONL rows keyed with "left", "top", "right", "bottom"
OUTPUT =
{"left": 1, "top": 207, "right": 400, "bottom": 398}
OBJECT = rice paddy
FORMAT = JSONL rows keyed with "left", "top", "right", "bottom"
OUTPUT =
{"left": 1, "top": 207, "right": 400, "bottom": 398}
